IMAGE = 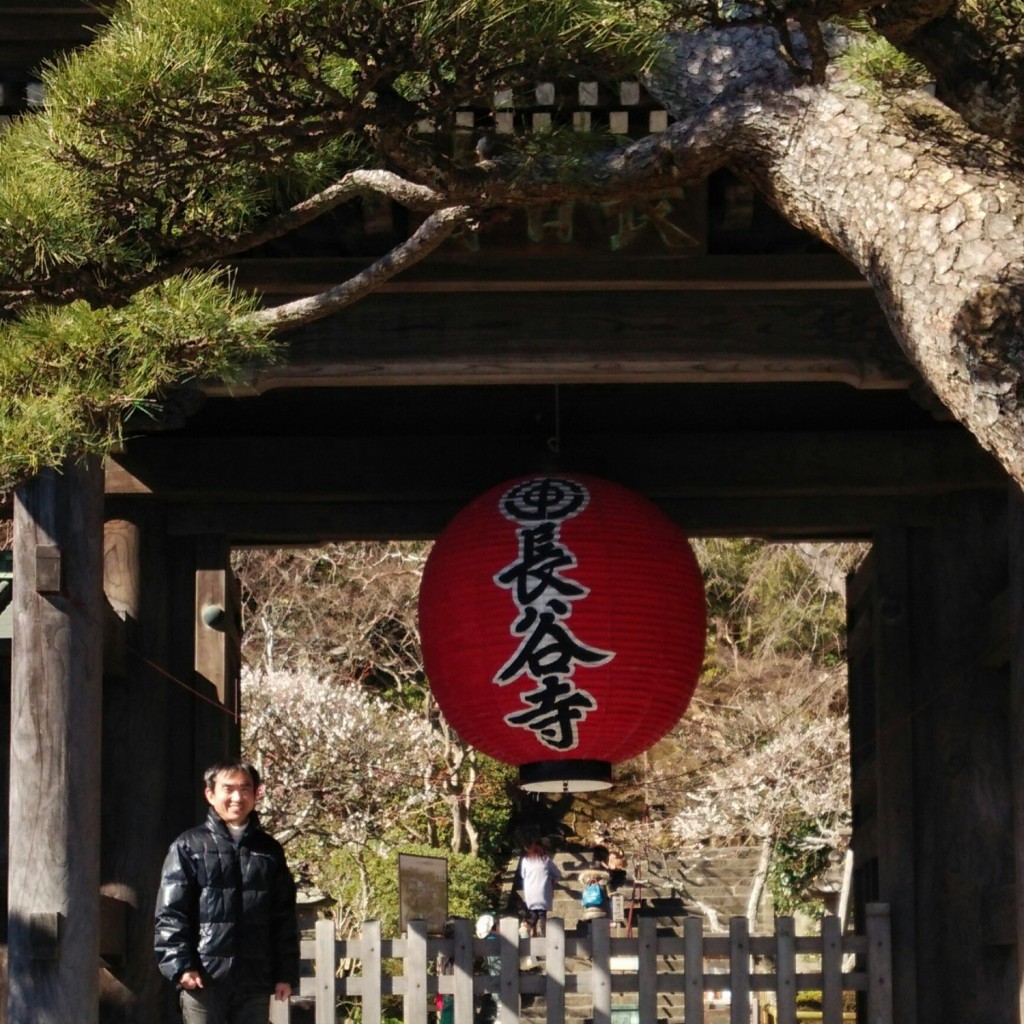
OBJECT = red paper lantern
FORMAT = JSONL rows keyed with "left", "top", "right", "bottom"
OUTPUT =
{"left": 418, "top": 474, "right": 706, "bottom": 792}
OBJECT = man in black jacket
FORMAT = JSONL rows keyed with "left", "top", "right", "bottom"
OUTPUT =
{"left": 154, "top": 759, "right": 299, "bottom": 1024}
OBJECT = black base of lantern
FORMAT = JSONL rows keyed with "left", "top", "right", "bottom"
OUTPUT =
{"left": 518, "top": 760, "right": 612, "bottom": 793}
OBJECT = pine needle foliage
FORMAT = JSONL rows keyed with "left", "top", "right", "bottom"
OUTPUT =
{"left": 0, "top": 0, "right": 664, "bottom": 493}
{"left": 835, "top": 30, "right": 930, "bottom": 90}
{"left": 0, "top": 272, "right": 275, "bottom": 492}
{"left": 1, "top": 0, "right": 661, "bottom": 303}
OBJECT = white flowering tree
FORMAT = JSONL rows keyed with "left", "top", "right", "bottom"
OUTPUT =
{"left": 234, "top": 543, "right": 514, "bottom": 858}
{"left": 237, "top": 538, "right": 858, "bottom": 914}
{"left": 243, "top": 667, "right": 437, "bottom": 845}
{"left": 668, "top": 666, "right": 850, "bottom": 851}
{"left": 242, "top": 666, "right": 439, "bottom": 924}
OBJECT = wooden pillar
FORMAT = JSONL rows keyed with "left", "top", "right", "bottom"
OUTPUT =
{"left": 8, "top": 459, "right": 104, "bottom": 1024}
{"left": 1009, "top": 484, "right": 1024, "bottom": 1023}
{"left": 193, "top": 537, "right": 240, "bottom": 775}
{"left": 868, "top": 495, "right": 1014, "bottom": 1024}
{"left": 100, "top": 511, "right": 182, "bottom": 1024}
{"left": 869, "top": 527, "right": 918, "bottom": 1024}
{"left": 909, "top": 494, "right": 1013, "bottom": 1023}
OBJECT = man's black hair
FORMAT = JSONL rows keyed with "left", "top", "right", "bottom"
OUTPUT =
{"left": 204, "top": 759, "right": 261, "bottom": 791}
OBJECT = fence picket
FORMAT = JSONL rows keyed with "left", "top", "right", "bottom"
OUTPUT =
{"left": 269, "top": 993, "right": 289, "bottom": 1024}
{"left": 590, "top": 918, "right": 611, "bottom": 1024}
{"left": 775, "top": 916, "right": 797, "bottom": 1024}
{"left": 453, "top": 918, "right": 474, "bottom": 1024}
{"left": 684, "top": 916, "right": 704, "bottom": 1024}
{"left": 405, "top": 919, "right": 428, "bottom": 1024}
{"left": 498, "top": 915, "right": 521, "bottom": 1024}
{"left": 821, "top": 915, "right": 843, "bottom": 1023}
{"left": 637, "top": 915, "right": 658, "bottom": 1024}
{"left": 729, "top": 917, "right": 750, "bottom": 1024}
{"left": 545, "top": 916, "right": 566, "bottom": 1024}
{"left": 315, "top": 918, "right": 336, "bottom": 1024}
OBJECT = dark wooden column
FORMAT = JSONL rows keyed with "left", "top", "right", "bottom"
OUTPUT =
{"left": 907, "top": 494, "right": 1013, "bottom": 1024}
{"left": 1008, "top": 485, "right": 1024, "bottom": 1022}
{"left": 8, "top": 459, "right": 104, "bottom": 1024}
{"left": 859, "top": 495, "right": 1015, "bottom": 1024}
{"left": 872, "top": 527, "right": 919, "bottom": 1024}
{"left": 192, "top": 536, "right": 240, "bottom": 775}
{"left": 849, "top": 533, "right": 924, "bottom": 1022}
{"left": 851, "top": 494, "right": 1015, "bottom": 1024}
{"left": 101, "top": 512, "right": 181, "bottom": 1024}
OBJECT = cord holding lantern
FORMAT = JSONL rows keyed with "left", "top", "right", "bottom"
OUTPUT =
{"left": 418, "top": 474, "right": 706, "bottom": 793}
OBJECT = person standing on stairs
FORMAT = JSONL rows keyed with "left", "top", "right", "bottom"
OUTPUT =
{"left": 517, "top": 841, "right": 562, "bottom": 937}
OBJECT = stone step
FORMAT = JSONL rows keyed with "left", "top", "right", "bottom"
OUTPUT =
{"left": 505, "top": 840, "right": 773, "bottom": 943}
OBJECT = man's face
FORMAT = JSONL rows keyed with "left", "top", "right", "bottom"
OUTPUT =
{"left": 205, "top": 769, "right": 257, "bottom": 827}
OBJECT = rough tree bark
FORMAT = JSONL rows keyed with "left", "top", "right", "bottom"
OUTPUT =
{"left": 657, "top": 28, "right": 1024, "bottom": 482}
{"left": 634, "top": 27, "right": 1024, "bottom": 483}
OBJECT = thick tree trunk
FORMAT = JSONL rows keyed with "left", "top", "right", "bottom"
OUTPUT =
{"left": 647, "top": 27, "right": 1024, "bottom": 483}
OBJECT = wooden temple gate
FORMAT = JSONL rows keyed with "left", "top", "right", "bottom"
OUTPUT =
{"left": 3, "top": 5, "right": 1024, "bottom": 1024}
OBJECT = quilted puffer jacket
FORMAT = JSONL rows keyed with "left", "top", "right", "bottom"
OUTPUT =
{"left": 154, "top": 809, "right": 299, "bottom": 991}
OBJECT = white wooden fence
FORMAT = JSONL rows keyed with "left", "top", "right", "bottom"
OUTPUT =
{"left": 273, "top": 904, "right": 892, "bottom": 1024}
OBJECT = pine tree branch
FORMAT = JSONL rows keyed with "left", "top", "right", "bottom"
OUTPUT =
{"left": 246, "top": 205, "right": 473, "bottom": 331}
{"left": 215, "top": 170, "right": 451, "bottom": 260}
{"left": 5, "top": 171, "right": 452, "bottom": 312}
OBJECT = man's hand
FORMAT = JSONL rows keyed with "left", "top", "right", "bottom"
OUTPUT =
{"left": 179, "top": 970, "right": 204, "bottom": 991}
{"left": 274, "top": 983, "right": 292, "bottom": 1002}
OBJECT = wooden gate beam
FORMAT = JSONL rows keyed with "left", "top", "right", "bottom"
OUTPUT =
{"left": 105, "top": 429, "right": 1003, "bottom": 504}
{"left": 120, "top": 491, "right": 991, "bottom": 545}
{"left": 8, "top": 458, "right": 104, "bottom": 1024}
{"left": 221, "top": 254, "right": 911, "bottom": 392}
{"left": 216, "top": 286, "right": 911, "bottom": 392}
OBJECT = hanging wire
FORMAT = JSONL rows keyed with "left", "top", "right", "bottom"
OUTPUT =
{"left": 547, "top": 384, "right": 561, "bottom": 457}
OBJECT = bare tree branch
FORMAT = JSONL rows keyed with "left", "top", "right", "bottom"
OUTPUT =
{"left": 246, "top": 205, "right": 473, "bottom": 331}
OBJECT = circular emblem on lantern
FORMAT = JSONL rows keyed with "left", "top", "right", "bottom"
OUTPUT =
{"left": 418, "top": 474, "right": 706, "bottom": 792}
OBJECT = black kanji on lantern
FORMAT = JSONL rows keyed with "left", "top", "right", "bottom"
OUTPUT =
{"left": 494, "top": 477, "right": 614, "bottom": 750}
{"left": 505, "top": 675, "right": 599, "bottom": 750}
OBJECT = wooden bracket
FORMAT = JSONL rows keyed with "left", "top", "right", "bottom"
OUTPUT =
{"left": 100, "top": 894, "right": 129, "bottom": 963}
{"left": 29, "top": 911, "right": 62, "bottom": 960}
{"left": 34, "top": 544, "right": 63, "bottom": 595}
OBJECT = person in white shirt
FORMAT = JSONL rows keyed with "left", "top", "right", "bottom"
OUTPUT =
{"left": 516, "top": 841, "right": 562, "bottom": 936}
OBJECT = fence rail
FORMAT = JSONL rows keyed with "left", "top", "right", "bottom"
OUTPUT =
{"left": 275, "top": 903, "right": 892, "bottom": 1024}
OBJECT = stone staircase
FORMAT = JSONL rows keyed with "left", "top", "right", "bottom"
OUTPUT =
{"left": 505, "top": 842, "right": 772, "bottom": 1024}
